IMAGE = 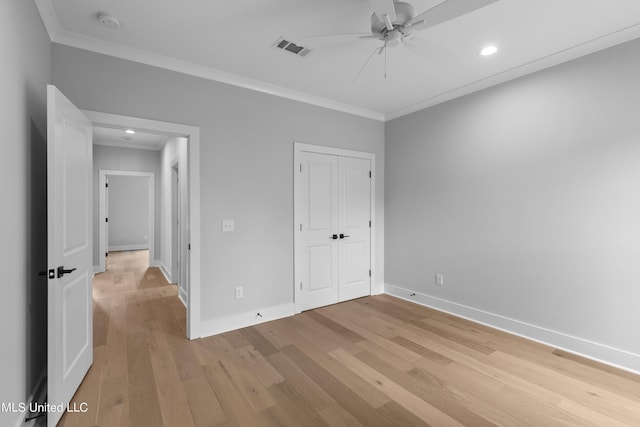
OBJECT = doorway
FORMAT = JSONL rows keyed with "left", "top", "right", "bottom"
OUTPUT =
{"left": 84, "top": 110, "right": 201, "bottom": 339}
{"left": 99, "top": 170, "right": 155, "bottom": 272}
{"left": 294, "top": 142, "right": 376, "bottom": 313}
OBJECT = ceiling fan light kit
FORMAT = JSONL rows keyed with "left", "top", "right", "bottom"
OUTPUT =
{"left": 357, "top": 0, "right": 499, "bottom": 79}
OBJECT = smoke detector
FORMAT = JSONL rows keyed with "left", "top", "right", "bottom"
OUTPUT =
{"left": 97, "top": 13, "right": 121, "bottom": 29}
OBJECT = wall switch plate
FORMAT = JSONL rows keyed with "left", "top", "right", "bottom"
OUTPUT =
{"left": 435, "top": 274, "right": 444, "bottom": 286}
{"left": 235, "top": 286, "right": 243, "bottom": 298}
{"left": 222, "top": 219, "right": 235, "bottom": 232}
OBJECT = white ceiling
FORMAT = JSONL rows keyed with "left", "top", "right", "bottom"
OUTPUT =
{"left": 36, "top": 0, "right": 640, "bottom": 121}
{"left": 93, "top": 126, "right": 169, "bottom": 151}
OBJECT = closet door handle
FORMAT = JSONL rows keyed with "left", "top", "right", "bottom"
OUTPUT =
{"left": 339, "top": 234, "right": 350, "bottom": 239}
{"left": 330, "top": 234, "right": 338, "bottom": 240}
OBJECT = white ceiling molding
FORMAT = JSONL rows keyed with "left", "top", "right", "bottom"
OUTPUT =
{"left": 385, "top": 21, "right": 640, "bottom": 120}
{"left": 34, "top": 0, "right": 384, "bottom": 122}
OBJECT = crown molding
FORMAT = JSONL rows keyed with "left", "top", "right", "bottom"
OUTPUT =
{"left": 385, "top": 21, "right": 640, "bottom": 121}
{"left": 34, "top": 0, "right": 60, "bottom": 40}
{"left": 35, "top": 1, "right": 384, "bottom": 122}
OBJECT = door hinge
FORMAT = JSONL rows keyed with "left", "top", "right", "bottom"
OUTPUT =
{"left": 105, "top": 217, "right": 108, "bottom": 223}
{"left": 369, "top": 171, "right": 372, "bottom": 178}
{"left": 369, "top": 270, "right": 371, "bottom": 277}
{"left": 300, "top": 163, "right": 302, "bottom": 173}
{"left": 105, "top": 252, "right": 108, "bottom": 257}
{"left": 369, "top": 220, "right": 371, "bottom": 228}
{"left": 188, "top": 243, "right": 191, "bottom": 250}
{"left": 105, "top": 182, "right": 109, "bottom": 188}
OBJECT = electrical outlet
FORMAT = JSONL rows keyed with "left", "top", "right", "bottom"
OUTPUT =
{"left": 235, "top": 286, "right": 243, "bottom": 298}
{"left": 222, "top": 219, "right": 235, "bottom": 232}
{"left": 435, "top": 274, "right": 444, "bottom": 287}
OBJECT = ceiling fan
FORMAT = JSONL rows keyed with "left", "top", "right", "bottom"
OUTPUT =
{"left": 316, "top": 0, "right": 498, "bottom": 80}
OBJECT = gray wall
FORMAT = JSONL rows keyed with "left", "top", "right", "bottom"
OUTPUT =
{"left": 53, "top": 44, "right": 385, "bottom": 322}
{"left": 108, "top": 175, "right": 150, "bottom": 250}
{"left": 93, "top": 145, "right": 161, "bottom": 265}
{"left": 0, "top": 0, "right": 50, "bottom": 425}
{"left": 385, "top": 38, "right": 640, "bottom": 359}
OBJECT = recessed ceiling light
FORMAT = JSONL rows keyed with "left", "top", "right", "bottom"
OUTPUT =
{"left": 125, "top": 129, "right": 135, "bottom": 135}
{"left": 479, "top": 45, "right": 498, "bottom": 56}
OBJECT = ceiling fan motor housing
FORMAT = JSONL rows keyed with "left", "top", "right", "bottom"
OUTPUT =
{"left": 371, "top": 2, "right": 416, "bottom": 35}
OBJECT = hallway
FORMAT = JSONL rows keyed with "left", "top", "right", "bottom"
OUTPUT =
{"left": 58, "top": 250, "right": 188, "bottom": 426}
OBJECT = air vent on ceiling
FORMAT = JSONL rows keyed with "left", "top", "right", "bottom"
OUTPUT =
{"left": 273, "top": 37, "right": 311, "bottom": 57}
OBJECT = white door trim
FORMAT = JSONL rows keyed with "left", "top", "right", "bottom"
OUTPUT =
{"left": 83, "top": 110, "right": 202, "bottom": 339}
{"left": 293, "top": 142, "right": 376, "bottom": 313}
{"left": 98, "top": 170, "right": 155, "bottom": 270}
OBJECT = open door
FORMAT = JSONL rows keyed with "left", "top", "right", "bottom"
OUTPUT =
{"left": 47, "top": 85, "right": 93, "bottom": 426}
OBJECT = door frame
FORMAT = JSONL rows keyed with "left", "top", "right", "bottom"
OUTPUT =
{"left": 98, "top": 170, "right": 155, "bottom": 271}
{"left": 84, "top": 110, "right": 202, "bottom": 339}
{"left": 293, "top": 142, "right": 376, "bottom": 313}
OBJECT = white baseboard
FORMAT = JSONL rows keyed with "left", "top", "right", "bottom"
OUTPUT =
{"left": 384, "top": 283, "right": 640, "bottom": 375}
{"left": 92, "top": 265, "right": 104, "bottom": 276}
{"left": 178, "top": 287, "right": 187, "bottom": 307}
{"left": 151, "top": 260, "right": 173, "bottom": 284}
{"left": 108, "top": 244, "right": 149, "bottom": 252}
{"left": 200, "top": 303, "right": 295, "bottom": 338}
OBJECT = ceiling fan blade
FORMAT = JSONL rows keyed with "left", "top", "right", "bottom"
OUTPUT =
{"left": 368, "top": 0, "right": 397, "bottom": 23}
{"left": 355, "top": 44, "right": 385, "bottom": 83}
{"left": 301, "top": 32, "right": 371, "bottom": 40}
{"left": 408, "top": 0, "right": 498, "bottom": 32}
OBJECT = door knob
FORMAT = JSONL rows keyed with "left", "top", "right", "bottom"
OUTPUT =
{"left": 330, "top": 234, "right": 338, "bottom": 240}
{"left": 57, "top": 266, "right": 77, "bottom": 278}
{"left": 339, "top": 234, "right": 350, "bottom": 239}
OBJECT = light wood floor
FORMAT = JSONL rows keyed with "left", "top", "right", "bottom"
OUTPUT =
{"left": 58, "top": 250, "right": 640, "bottom": 426}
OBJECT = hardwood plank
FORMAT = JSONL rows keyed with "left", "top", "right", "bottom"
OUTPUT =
{"left": 148, "top": 349, "right": 196, "bottom": 427}
{"left": 280, "top": 345, "right": 397, "bottom": 426}
{"left": 330, "top": 348, "right": 465, "bottom": 426}
{"left": 183, "top": 375, "right": 227, "bottom": 427}
{"left": 240, "top": 326, "right": 280, "bottom": 357}
{"left": 127, "top": 331, "right": 164, "bottom": 427}
{"left": 285, "top": 331, "right": 393, "bottom": 409}
{"left": 267, "top": 352, "right": 335, "bottom": 411}
{"left": 234, "top": 345, "right": 285, "bottom": 387}
{"left": 390, "top": 335, "right": 453, "bottom": 366}
{"left": 202, "top": 362, "right": 259, "bottom": 427}
{"left": 305, "top": 310, "right": 366, "bottom": 344}
{"left": 266, "top": 381, "right": 328, "bottom": 427}
{"left": 96, "top": 375, "right": 130, "bottom": 427}
{"left": 354, "top": 349, "right": 496, "bottom": 426}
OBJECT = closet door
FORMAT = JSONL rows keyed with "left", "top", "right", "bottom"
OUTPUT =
{"left": 338, "top": 156, "right": 371, "bottom": 302}
{"left": 296, "top": 150, "right": 372, "bottom": 312}
{"left": 297, "top": 152, "right": 339, "bottom": 311}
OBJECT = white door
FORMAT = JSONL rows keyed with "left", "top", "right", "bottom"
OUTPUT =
{"left": 338, "top": 156, "right": 371, "bottom": 302}
{"left": 297, "top": 152, "right": 340, "bottom": 311}
{"left": 296, "top": 151, "right": 371, "bottom": 311}
{"left": 47, "top": 85, "right": 93, "bottom": 427}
